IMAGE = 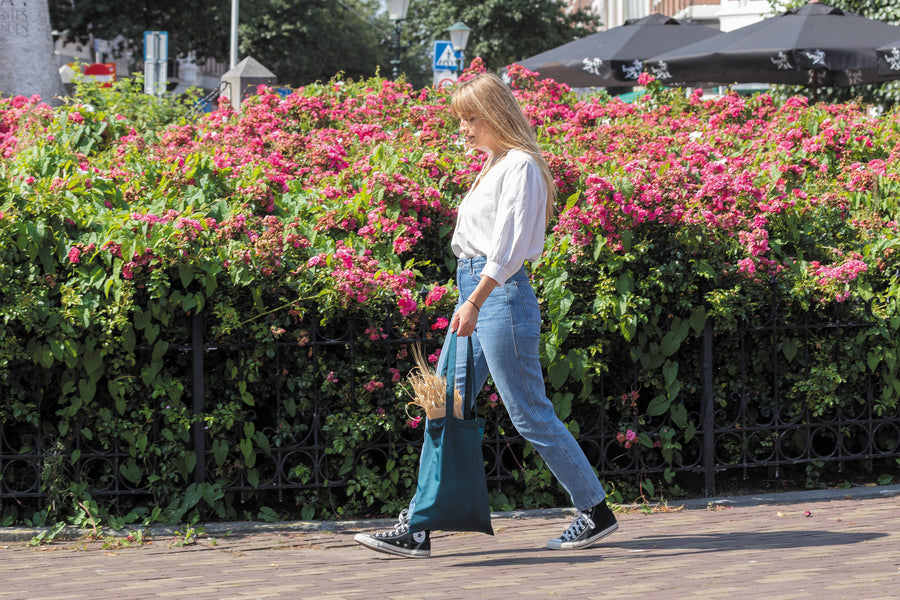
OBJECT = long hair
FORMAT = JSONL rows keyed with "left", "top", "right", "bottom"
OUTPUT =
{"left": 450, "top": 73, "right": 557, "bottom": 223}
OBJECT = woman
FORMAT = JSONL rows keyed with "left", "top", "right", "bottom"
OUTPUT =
{"left": 354, "top": 73, "right": 617, "bottom": 558}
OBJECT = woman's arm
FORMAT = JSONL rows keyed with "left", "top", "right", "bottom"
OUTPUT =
{"left": 450, "top": 275, "right": 499, "bottom": 337}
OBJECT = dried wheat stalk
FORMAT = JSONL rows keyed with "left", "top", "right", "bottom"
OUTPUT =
{"left": 405, "top": 344, "right": 462, "bottom": 420}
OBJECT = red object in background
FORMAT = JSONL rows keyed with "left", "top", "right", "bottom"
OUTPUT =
{"left": 83, "top": 63, "right": 116, "bottom": 87}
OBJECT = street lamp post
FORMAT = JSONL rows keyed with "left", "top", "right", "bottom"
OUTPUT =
{"left": 386, "top": 0, "right": 411, "bottom": 80}
{"left": 230, "top": 0, "right": 239, "bottom": 69}
{"left": 447, "top": 21, "right": 471, "bottom": 72}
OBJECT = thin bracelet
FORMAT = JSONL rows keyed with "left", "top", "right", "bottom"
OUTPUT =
{"left": 466, "top": 299, "right": 480, "bottom": 312}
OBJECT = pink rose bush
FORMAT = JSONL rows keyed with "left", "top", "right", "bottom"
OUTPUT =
{"left": 2, "top": 60, "right": 900, "bottom": 519}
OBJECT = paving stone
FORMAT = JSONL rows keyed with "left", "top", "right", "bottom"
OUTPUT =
{"left": 1, "top": 492, "right": 899, "bottom": 599}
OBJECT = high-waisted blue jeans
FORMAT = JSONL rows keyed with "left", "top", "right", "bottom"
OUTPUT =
{"left": 409, "top": 256, "right": 606, "bottom": 518}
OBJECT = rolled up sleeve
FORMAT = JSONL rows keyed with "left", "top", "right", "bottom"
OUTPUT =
{"left": 482, "top": 158, "right": 547, "bottom": 285}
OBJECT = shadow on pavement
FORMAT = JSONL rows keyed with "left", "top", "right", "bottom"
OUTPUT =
{"left": 610, "top": 530, "right": 888, "bottom": 553}
{"left": 444, "top": 529, "right": 887, "bottom": 567}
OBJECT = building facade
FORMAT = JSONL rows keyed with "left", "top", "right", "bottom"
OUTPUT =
{"left": 572, "top": 0, "right": 770, "bottom": 31}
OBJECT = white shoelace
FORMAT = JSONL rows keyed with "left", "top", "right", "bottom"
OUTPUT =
{"left": 560, "top": 511, "right": 596, "bottom": 541}
{"left": 383, "top": 509, "right": 410, "bottom": 535}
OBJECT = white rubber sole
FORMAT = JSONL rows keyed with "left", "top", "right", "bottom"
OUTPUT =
{"left": 546, "top": 521, "right": 619, "bottom": 550}
{"left": 354, "top": 533, "right": 431, "bottom": 558}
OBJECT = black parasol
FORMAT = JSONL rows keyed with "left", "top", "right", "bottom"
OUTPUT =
{"left": 508, "top": 13, "right": 719, "bottom": 88}
{"left": 644, "top": 1, "right": 900, "bottom": 100}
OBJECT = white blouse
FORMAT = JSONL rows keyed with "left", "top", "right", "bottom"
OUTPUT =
{"left": 451, "top": 149, "right": 548, "bottom": 285}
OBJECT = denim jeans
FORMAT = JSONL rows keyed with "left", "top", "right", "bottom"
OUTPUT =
{"left": 409, "top": 256, "right": 606, "bottom": 518}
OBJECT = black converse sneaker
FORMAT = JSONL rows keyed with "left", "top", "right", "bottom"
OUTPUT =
{"left": 354, "top": 509, "right": 431, "bottom": 558}
{"left": 546, "top": 501, "right": 619, "bottom": 550}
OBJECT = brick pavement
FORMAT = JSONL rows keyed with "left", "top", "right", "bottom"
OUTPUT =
{"left": 1, "top": 489, "right": 898, "bottom": 600}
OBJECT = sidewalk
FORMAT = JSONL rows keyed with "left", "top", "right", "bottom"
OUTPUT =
{"left": 1, "top": 485, "right": 898, "bottom": 600}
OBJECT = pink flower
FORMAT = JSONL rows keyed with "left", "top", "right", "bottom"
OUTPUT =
{"left": 431, "top": 317, "right": 449, "bottom": 331}
{"left": 737, "top": 257, "right": 757, "bottom": 275}
{"left": 637, "top": 72, "right": 656, "bottom": 86}
{"left": 424, "top": 286, "right": 447, "bottom": 306}
{"left": 397, "top": 294, "right": 417, "bottom": 316}
{"left": 67, "top": 246, "right": 81, "bottom": 264}
{"left": 407, "top": 416, "right": 423, "bottom": 429}
{"left": 364, "top": 380, "right": 384, "bottom": 392}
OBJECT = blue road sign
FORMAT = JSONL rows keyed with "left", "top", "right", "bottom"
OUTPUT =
{"left": 433, "top": 40, "right": 462, "bottom": 71}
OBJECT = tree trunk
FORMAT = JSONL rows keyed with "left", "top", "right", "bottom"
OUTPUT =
{"left": 0, "top": 0, "right": 64, "bottom": 104}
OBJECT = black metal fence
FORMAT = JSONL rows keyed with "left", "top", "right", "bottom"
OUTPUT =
{"left": 3, "top": 300, "right": 900, "bottom": 512}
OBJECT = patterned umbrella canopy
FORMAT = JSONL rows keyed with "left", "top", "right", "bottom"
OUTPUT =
{"left": 876, "top": 39, "right": 900, "bottom": 76}
{"left": 508, "top": 14, "right": 719, "bottom": 88}
{"left": 644, "top": 1, "right": 900, "bottom": 95}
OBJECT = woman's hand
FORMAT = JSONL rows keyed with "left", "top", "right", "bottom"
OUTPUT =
{"left": 451, "top": 275, "right": 497, "bottom": 337}
{"left": 450, "top": 300, "right": 479, "bottom": 337}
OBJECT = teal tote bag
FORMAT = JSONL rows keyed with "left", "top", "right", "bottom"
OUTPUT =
{"left": 408, "top": 333, "right": 494, "bottom": 535}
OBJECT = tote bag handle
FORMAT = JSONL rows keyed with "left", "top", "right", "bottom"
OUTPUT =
{"left": 441, "top": 332, "right": 477, "bottom": 420}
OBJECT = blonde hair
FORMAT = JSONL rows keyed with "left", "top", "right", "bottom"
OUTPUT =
{"left": 450, "top": 73, "right": 557, "bottom": 222}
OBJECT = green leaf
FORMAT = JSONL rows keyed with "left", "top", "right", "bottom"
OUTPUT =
{"left": 684, "top": 421, "right": 696, "bottom": 443}
{"left": 782, "top": 338, "right": 799, "bottom": 362}
{"left": 548, "top": 359, "right": 570, "bottom": 390}
{"left": 867, "top": 351, "right": 880, "bottom": 372}
{"left": 179, "top": 263, "right": 194, "bottom": 290}
{"left": 660, "top": 329, "right": 683, "bottom": 357}
{"left": 662, "top": 360, "right": 679, "bottom": 387}
{"left": 247, "top": 468, "right": 260, "bottom": 489}
{"left": 670, "top": 403, "right": 688, "bottom": 428}
{"left": 552, "top": 392, "right": 573, "bottom": 421}
{"left": 120, "top": 460, "right": 142, "bottom": 485}
{"left": 49, "top": 338, "right": 65, "bottom": 361}
{"left": 122, "top": 326, "right": 136, "bottom": 352}
{"left": 615, "top": 272, "right": 634, "bottom": 296}
{"left": 258, "top": 506, "right": 280, "bottom": 523}
{"left": 667, "top": 380, "right": 682, "bottom": 401}
{"left": 646, "top": 394, "right": 670, "bottom": 416}
{"left": 240, "top": 437, "right": 256, "bottom": 468}
{"left": 83, "top": 349, "right": 103, "bottom": 376}
{"left": 182, "top": 293, "right": 199, "bottom": 313}
{"left": 151, "top": 340, "right": 169, "bottom": 362}
{"left": 37, "top": 345, "right": 54, "bottom": 368}
{"left": 184, "top": 451, "right": 197, "bottom": 476}
{"left": 212, "top": 440, "right": 228, "bottom": 467}
{"left": 134, "top": 308, "right": 151, "bottom": 331}
{"left": 78, "top": 378, "right": 96, "bottom": 404}
{"left": 253, "top": 431, "right": 271, "bottom": 455}
{"left": 689, "top": 306, "right": 707, "bottom": 335}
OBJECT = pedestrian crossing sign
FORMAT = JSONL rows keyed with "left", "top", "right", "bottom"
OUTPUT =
{"left": 433, "top": 40, "right": 461, "bottom": 71}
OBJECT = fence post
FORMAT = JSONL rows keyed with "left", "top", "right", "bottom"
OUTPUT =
{"left": 192, "top": 313, "right": 207, "bottom": 484}
{"left": 701, "top": 320, "right": 716, "bottom": 496}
